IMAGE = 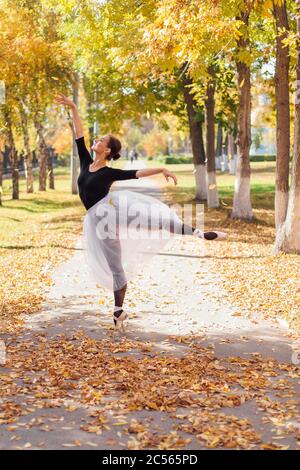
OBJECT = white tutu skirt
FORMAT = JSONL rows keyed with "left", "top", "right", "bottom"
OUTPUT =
{"left": 82, "top": 189, "right": 185, "bottom": 292}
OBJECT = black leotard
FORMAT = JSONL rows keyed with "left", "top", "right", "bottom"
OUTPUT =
{"left": 76, "top": 137, "right": 139, "bottom": 210}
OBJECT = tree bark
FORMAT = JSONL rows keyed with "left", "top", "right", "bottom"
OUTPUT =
{"left": 34, "top": 119, "right": 48, "bottom": 191}
{"left": 0, "top": 149, "right": 3, "bottom": 206}
{"left": 273, "top": 0, "right": 290, "bottom": 229}
{"left": 205, "top": 67, "right": 219, "bottom": 208}
{"left": 228, "top": 131, "right": 237, "bottom": 175}
{"left": 48, "top": 149, "right": 55, "bottom": 190}
{"left": 182, "top": 73, "right": 207, "bottom": 200}
{"left": 215, "top": 123, "right": 222, "bottom": 170}
{"left": 87, "top": 98, "right": 94, "bottom": 148}
{"left": 20, "top": 105, "right": 34, "bottom": 193}
{"left": 274, "top": 0, "right": 300, "bottom": 254}
{"left": 216, "top": 123, "right": 223, "bottom": 158}
{"left": 5, "top": 109, "right": 19, "bottom": 200}
{"left": 222, "top": 132, "right": 229, "bottom": 171}
{"left": 231, "top": 11, "right": 253, "bottom": 220}
{"left": 71, "top": 81, "right": 79, "bottom": 194}
{"left": 224, "top": 132, "right": 228, "bottom": 157}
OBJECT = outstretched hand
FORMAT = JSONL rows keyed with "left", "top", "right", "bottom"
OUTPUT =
{"left": 55, "top": 94, "right": 76, "bottom": 109}
{"left": 162, "top": 168, "right": 177, "bottom": 185}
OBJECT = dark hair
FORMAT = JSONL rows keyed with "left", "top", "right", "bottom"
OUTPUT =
{"left": 106, "top": 134, "right": 122, "bottom": 161}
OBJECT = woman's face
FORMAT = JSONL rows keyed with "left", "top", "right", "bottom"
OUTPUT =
{"left": 91, "top": 135, "right": 111, "bottom": 156}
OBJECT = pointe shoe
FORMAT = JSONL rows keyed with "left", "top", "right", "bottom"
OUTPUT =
{"left": 193, "top": 229, "right": 228, "bottom": 241}
{"left": 113, "top": 309, "right": 128, "bottom": 332}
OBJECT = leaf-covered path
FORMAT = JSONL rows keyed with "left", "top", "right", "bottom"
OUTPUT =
{"left": 1, "top": 165, "right": 299, "bottom": 450}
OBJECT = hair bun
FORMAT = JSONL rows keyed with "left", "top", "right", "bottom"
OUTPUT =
{"left": 113, "top": 153, "right": 121, "bottom": 160}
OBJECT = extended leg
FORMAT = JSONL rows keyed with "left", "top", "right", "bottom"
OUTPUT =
{"left": 159, "top": 215, "right": 227, "bottom": 240}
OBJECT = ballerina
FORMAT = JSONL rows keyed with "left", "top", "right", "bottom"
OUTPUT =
{"left": 56, "top": 94, "right": 227, "bottom": 330}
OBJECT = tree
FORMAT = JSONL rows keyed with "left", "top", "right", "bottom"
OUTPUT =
{"left": 51, "top": 0, "right": 240, "bottom": 202}
{"left": 273, "top": 0, "right": 290, "bottom": 228}
{"left": 274, "top": 0, "right": 300, "bottom": 253}
{"left": 129, "top": 0, "right": 239, "bottom": 201}
{"left": 3, "top": 97, "right": 19, "bottom": 199}
{"left": 231, "top": 5, "right": 253, "bottom": 220}
{"left": 0, "top": 0, "right": 74, "bottom": 196}
{"left": 0, "top": 154, "right": 3, "bottom": 205}
{"left": 205, "top": 66, "right": 219, "bottom": 208}
{"left": 18, "top": 99, "right": 34, "bottom": 193}
{"left": 182, "top": 72, "right": 207, "bottom": 200}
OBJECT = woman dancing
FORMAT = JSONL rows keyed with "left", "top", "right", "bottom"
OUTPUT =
{"left": 56, "top": 94, "right": 227, "bottom": 330}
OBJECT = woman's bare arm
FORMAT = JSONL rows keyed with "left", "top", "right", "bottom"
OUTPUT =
{"left": 55, "top": 94, "right": 84, "bottom": 139}
{"left": 136, "top": 167, "right": 177, "bottom": 185}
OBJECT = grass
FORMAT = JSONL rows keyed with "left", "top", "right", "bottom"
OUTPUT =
{"left": 0, "top": 160, "right": 277, "bottom": 256}
{"left": 144, "top": 160, "right": 277, "bottom": 211}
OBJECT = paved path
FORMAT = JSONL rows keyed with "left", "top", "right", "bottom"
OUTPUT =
{"left": 0, "top": 161, "right": 299, "bottom": 450}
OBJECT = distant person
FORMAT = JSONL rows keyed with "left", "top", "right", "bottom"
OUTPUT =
{"left": 129, "top": 149, "right": 134, "bottom": 164}
{"left": 134, "top": 150, "right": 138, "bottom": 160}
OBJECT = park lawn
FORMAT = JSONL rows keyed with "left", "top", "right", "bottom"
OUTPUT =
{"left": 145, "top": 160, "right": 277, "bottom": 210}
{"left": 152, "top": 161, "right": 299, "bottom": 334}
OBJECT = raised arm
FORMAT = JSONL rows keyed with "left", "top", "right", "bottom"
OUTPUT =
{"left": 55, "top": 94, "right": 92, "bottom": 168}
{"left": 136, "top": 167, "right": 177, "bottom": 185}
{"left": 55, "top": 94, "right": 84, "bottom": 139}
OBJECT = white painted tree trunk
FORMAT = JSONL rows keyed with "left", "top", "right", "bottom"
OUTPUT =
{"left": 221, "top": 154, "right": 229, "bottom": 172}
{"left": 231, "top": 174, "right": 253, "bottom": 219}
{"left": 229, "top": 154, "right": 237, "bottom": 175}
{"left": 215, "top": 156, "right": 221, "bottom": 170}
{"left": 232, "top": 12, "right": 253, "bottom": 220}
{"left": 275, "top": 190, "right": 289, "bottom": 229}
{"left": 273, "top": 0, "right": 290, "bottom": 230}
{"left": 182, "top": 71, "right": 207, "bottom": 201}
{"left": 228, "top": 133, "right": 236, "bottom": 174}
{"left": 274, "top": 0, "right": 300, "bottom": 254}
{"left": 194, "top": 164, "right": 207, "bottom": 200}
{"left": 274, "top": 188, "right": 300, "bottom": 253}
{"left": 205, "top": 67, "right": 218, "bottom": 208}
{"left": 207, "top": 171, "right": 219, "bottom": 208}
{"left": 71, "top": 78, "right": 79, "bottom": 194}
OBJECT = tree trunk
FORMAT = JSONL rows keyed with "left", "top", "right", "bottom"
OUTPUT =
{"left": 274, "top": 0, "right": 300, "bottom": 254}
{"left": 182, "top": 73, "right": 207, "bottom": 200}
{"left": 34, "top": 119, "right": 48, "bottom": 191}
{"left": 20, "top": 105, "right": 34, "bottom": 193}
{"left": 216, "top": 123, "right": 222, "bottom": 157}
{"left": 87, "top": 98, "right": 94, "bottom": 148}
{"left": 228, "top": 132, "right": 237, "bottom": 175}
{"left": 0, "top": 150, "right": 3, "bottom": 206}
{"left": 231, "top": 11, "right": 253, "bottom": 220}
{"left": 273, "top": 0, "right": 290, "bottom": 229}
{"left": 224, "top": 132, "right": 228, "bottom": 157}
{"left": 71, "top": 81, "right": 79, "bottom": 194}
{"left": 222, "top": 132, "right": 229, "bottom": 171}
{"left": 5, "top": 110, "right": 19, "bottom": 200}
{"left": 48, "top": 150, "right": 55, "bottom": 189}
{"left": 215, "top": 123, "right": 222, "bottom": 170}
{"left": 205, "top": 68, "right": 219, "bottom": 208}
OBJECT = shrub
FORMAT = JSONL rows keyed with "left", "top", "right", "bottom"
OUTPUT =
{"left": 250, "top": 154, "right": 276, "bottom": 162}
{"left": 164, "top": 155, "right": 193, "bottom": 164}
